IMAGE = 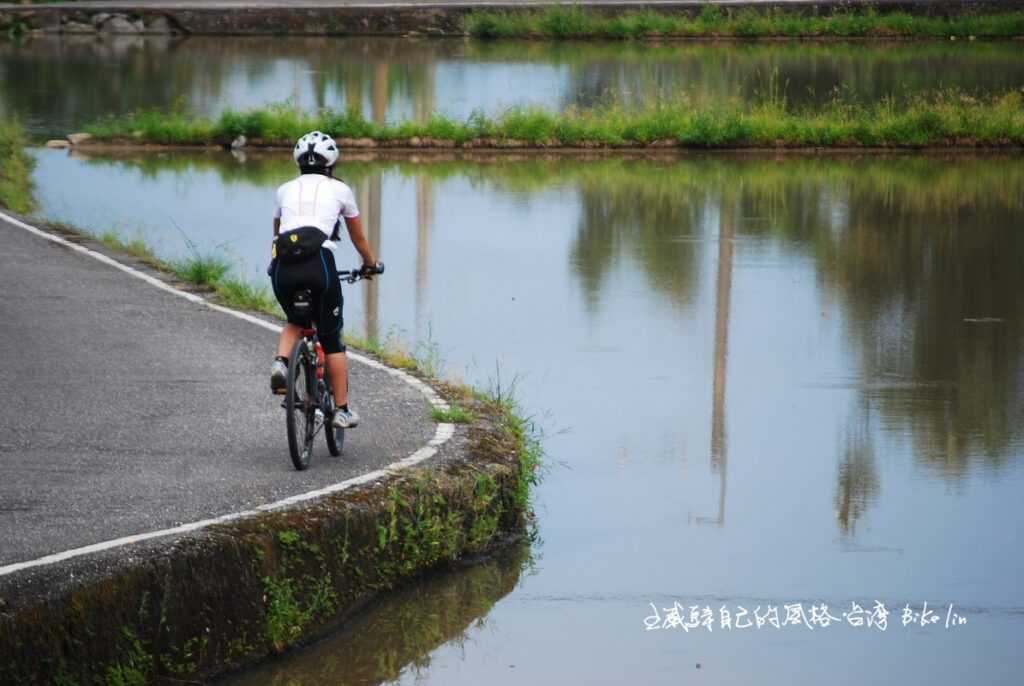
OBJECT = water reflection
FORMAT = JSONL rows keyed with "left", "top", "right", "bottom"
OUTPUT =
{"left": 6, "top": 35, "right": 1024, "bottom": 137}
{"left": 224, "top": 544, "right": 531, "bottom": 686}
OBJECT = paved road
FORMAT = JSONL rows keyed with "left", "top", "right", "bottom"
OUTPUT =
{"left": 0, "top": 214, "right": 435, "bottom": 567}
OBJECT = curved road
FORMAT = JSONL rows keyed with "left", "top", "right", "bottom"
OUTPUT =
{"left": 0, "top": 213, "right": 435, "bottom": 568}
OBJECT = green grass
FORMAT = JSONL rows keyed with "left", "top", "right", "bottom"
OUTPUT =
{"left": 431, "top": 403, "right": 477, "bottom": 424}
{"left": 465, "top": 7, "right": 1024, "bottom": 40}
{"left": 0, "top": 119, "right": 35, "bottom": 213}
{"left": 84, "top": 89, "right": 1024, "bottom": 149}
{"left": 171, "top": 253, "right": 231, "bottom": 286}
{"left": 73, "top": 226, "right": 284, "bottom": 319}
{"left": 213, "top": 277, "right": 280, "bottom": 314}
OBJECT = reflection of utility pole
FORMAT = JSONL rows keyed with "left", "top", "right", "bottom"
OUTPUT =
{"left": 415, "top": 176, "right": 433, "bottom": 337}
{"left": 413, "top": 61, "right": 436, "bottom": 122}
{"left": 372, "top": 60, "right": 389, "bottom": 125}
{"left": 356, "top": 170, "right": 380, "bottom": 344}
{"left": 354, "top": 64, "right": 390, "bottom": 343}
{"left": 696, "top": 197, "right": 734, "bottom": 527}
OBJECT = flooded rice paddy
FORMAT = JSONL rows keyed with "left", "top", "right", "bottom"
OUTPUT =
{"left": 9, "top": 34, "right": 1024, "bottom": 685}
{"left": 27, "top": 147, "right": 1024, "bottom": 685}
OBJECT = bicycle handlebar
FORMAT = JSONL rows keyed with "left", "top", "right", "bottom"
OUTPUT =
{"left": 338, "top": 261, "right": 385, "bottom": 283}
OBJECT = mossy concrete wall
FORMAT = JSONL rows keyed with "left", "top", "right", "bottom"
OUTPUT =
{"left": 3, "top": 1, "right": 1023, "bottom": 36}
{"left": 0, "top": 403, "right": 532, "bottom": 685}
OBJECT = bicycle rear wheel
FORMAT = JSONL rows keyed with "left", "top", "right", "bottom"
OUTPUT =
{"left": 324, "top": 374, "right": 346, "bottom": 457}
{"left": 325, "top": 405, "right": 344, "bottom": 457}
{"left": 285, "top": 339, "right": 316, "bottom": 470}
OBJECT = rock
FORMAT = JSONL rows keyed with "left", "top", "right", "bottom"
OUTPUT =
{"left": 103, "top": 16, "right": 141, "bottom": 34}
{"left": 38, "top": 20, "right": 62, "bottom": 34}
{"left": 145, "top": 16, "right": 173, "bottom": 34}
{"left": 67, "top": 132, "right": 93, "bottom": 146}
{"left": 132, "top": 19, "right": 145, "bottom": 32}
{"left": 45, "top": 140, "right": 71, "bottom": 149}
{"left": 63, "top": 21, "right": 97, "bottom": 34}
{"left": 230, "top": 135, "right": 247, "bottom": 150}
{"left": 91, "top": 13, "right": 111, "bottom": 27}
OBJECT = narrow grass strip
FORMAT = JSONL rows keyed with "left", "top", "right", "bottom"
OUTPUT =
{"left": 84, "top": 90, "right": 1024, "bottom": 149}
{"left": 465, "top": 7, "right": 1024, "bottom": 40}
{"left": 0, "top": 119, "right": 35, "bottom": 213}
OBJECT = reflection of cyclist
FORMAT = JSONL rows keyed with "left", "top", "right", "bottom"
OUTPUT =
{"left": 269, "top": 131, "right": 377, "bottom": 429}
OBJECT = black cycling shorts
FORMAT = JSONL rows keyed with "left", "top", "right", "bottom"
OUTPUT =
{"left": 270, "top": 247, "right": 345, "bottom": 354}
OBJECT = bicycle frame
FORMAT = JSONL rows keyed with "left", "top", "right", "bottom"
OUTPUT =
{"left": 282, "top": 263, "right": 382, "bottom": 469}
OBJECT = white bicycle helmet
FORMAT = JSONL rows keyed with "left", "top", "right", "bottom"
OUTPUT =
{"left": 293, "top": 130, "right": 339, "bottom": 169}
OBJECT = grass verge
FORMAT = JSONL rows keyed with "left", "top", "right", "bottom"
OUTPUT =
{"left": 431, "top": 402, "right": 477, "bottom": 424}
{"left": 53, "top": 223, "right": 285, "bottom": 319}
{"left": 465, "top": 6, "right": 1024, "bottom": 40}
{"left": 0, "top": 119, "right": 35, "bottom": 213}
{"left": 84, "top": 90, "right": 1024, "bottom": 149}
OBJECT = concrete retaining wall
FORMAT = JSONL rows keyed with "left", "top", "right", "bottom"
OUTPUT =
{"left": 0, "top": 397, "right": 532, "bottom": 684}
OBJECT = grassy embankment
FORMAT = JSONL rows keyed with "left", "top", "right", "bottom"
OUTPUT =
{"left": 464, "top": 6, "right": 1024, "bottom": 40}
{"left": 0, "top": 120, "right": 35, "bottom": 213}
{"left": 84, "top": 89, "right": 1024, "bottom": 149}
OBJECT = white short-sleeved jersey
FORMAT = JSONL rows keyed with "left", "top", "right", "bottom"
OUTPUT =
{"left": 273, "top": 174, "right": 359, "bottom": 250}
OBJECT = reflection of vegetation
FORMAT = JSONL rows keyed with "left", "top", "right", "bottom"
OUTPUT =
{"left": 0, "top": 118, "right": 34, "bottom": 212}
{"left": 505, "top": 40, "right": 1024, "bottom": 112}
{"left": 73, "top": 150, "right": 1024, "bottom": 483}
{"left": 84, "top": 89, "right": 1024, "bottom": 147}
{"left": 228, "top": 543, "right": 532, "bottom": 686}
{"left": 7, "top": 34, "right": 1024, "bottom": 140}
{"left": 570, "top": 162, "right": 708, "bottom": 311}
{"left": 466, "top": 6, "right": 1024, "bottom": 40}
{"left": 816, "top": 174, "right": 1024, "bottom": 481}
{"left": 834, "top": 415, "right": 880, "bottom": 536}
{"left": 0, "top": 36, "right": 436, "bottom": 137}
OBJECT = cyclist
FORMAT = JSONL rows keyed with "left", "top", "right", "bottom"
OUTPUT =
{"left": 269, "top": 130, "right": 378, "bottom": 429}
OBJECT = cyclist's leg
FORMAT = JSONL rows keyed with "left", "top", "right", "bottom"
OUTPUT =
{"left": 270, "top": 258, "right": 316, "bottom": 389}
{"left": 311, "top": 248, "right": 352, "bottom": 411}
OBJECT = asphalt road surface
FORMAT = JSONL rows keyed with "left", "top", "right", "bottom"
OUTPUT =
{"left": 0, "top": 214, "right": 435, "bottom": 567}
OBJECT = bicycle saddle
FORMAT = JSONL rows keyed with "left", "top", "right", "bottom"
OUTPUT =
{"left": 292, "top": 290, "right": 313, "bottom": 318}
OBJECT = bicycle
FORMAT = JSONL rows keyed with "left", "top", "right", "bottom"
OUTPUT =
{"left": 280, "top": 262, "right": 384, "bottom": 471}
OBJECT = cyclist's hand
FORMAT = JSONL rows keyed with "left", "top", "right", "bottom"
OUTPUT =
{"left": 360, "top": 261, "right": 384, "bottom": 279}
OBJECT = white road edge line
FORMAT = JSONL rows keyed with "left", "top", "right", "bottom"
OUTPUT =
{"left": 0, "top": 210, "right": 455, "bottom": 578}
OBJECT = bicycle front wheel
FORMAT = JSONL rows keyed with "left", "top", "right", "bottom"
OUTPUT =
{"left": 285, "top": 339, "right": 316, "bottom": 470}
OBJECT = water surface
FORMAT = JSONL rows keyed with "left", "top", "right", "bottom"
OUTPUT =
{"left": 27, "top": 149, "right": 1024, "bottom": 685}
{"left": 5, "top": 36, "right": 1024, "bottom": 137}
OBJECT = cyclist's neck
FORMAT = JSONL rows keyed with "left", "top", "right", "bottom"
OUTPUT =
{"left": 298, "top": 167, "right": 333, "bottom": 178}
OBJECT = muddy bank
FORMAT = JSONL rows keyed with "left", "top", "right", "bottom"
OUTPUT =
{"left": 58, "top": 138, "right": 1024, "bottom": 156}
{"left": 2, "top": 1, "right": 1024, "bottom": 37}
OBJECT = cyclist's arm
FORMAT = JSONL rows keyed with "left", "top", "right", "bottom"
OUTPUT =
{"left": 273, "top": 218, "right": 280, "bottom": 237}
{"left": 344, "top": 215, "right": 376, "bottom": 267}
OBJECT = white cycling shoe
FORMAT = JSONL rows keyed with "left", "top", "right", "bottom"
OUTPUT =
{"left": 270, "top": 359, "right": 288, "bottom": 394}
{"left": 332, "top": 407, "right": 360, "bottom": 429}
